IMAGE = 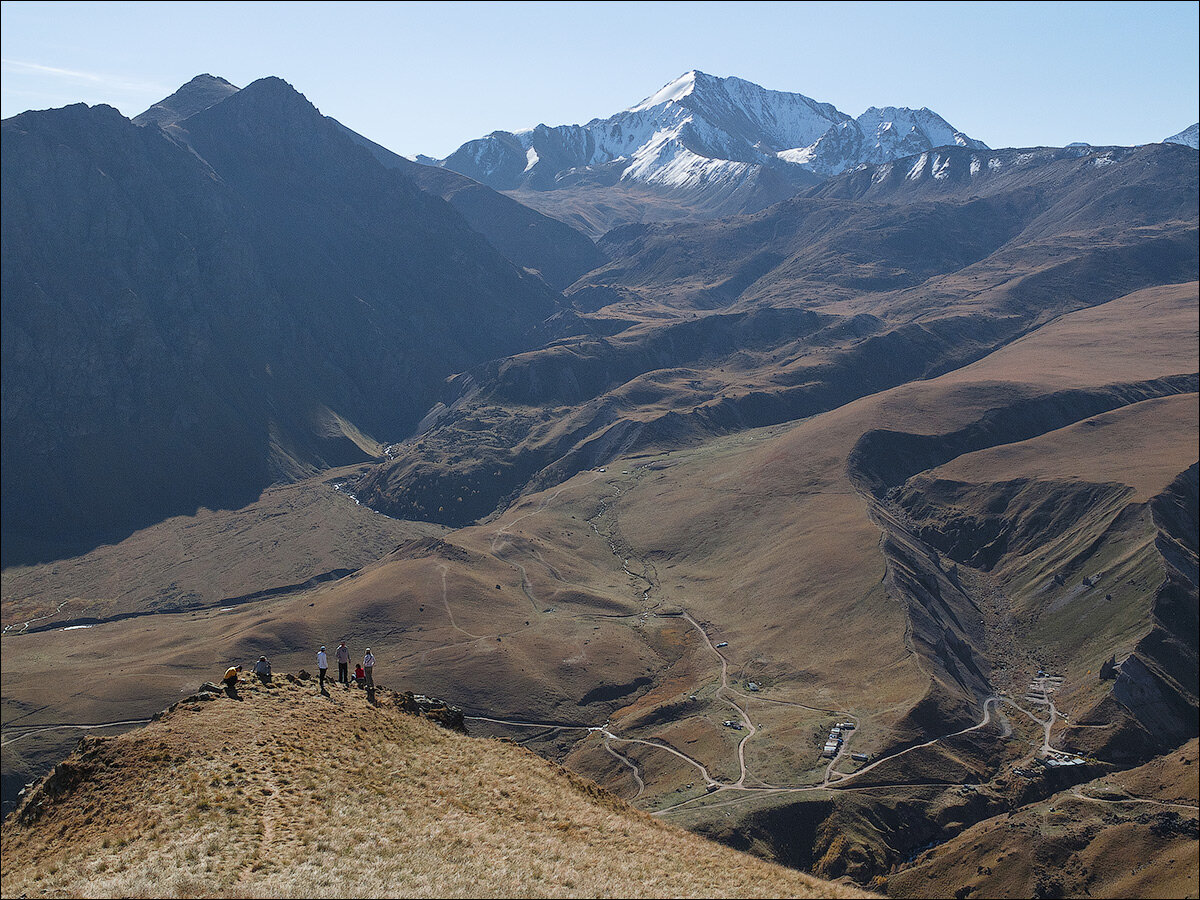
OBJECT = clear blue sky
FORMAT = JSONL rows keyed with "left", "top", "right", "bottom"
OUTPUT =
{"left": 3, "top": 1, "right": 1197, "bottom": 157}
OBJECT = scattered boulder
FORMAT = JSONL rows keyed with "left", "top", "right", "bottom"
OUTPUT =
{"left": 392, "top": 691, "right": 467, "bottom": 733}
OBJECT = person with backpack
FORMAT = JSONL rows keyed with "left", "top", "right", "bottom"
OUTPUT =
{"left": 335, "top": 641, "right": 350, "bottom": 687}
{"left": 316, "top": 646, "right": 328, "bottom": 690}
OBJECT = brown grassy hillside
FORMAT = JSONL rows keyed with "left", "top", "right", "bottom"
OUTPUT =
{"left": 3, "top": 282, "right": 1195, "bottom": 893}
{"left": 885, "top": 739, "right": 1200, "bottom": 899}
{"left": 0, "top": 676, "right": 871, "bottom": 899}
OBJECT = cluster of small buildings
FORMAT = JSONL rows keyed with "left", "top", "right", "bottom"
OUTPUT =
{"left": 821, "top": 721, "right": 855, "bottom": 758}
{"left": 1039, "top": 750, "right": 1087, "bottom": 768}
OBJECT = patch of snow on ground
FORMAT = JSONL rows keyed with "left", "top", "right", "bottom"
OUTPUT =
{"left": 906, "top": 153, "right": 928, "bottom": 180}
{"left": 970, "top": 156, "right": 982, "bottom": 176}
{"left": 932, "top": 154, "right": 952, "bottom": 179}
{"left": 776, "top": 146, "right": 816, "bottom": 165}
{"left": 626, "top": 138, "right": 750, "bottom": 190}
{"left": 524, "top": 146, "right": 539, "bottom": 172}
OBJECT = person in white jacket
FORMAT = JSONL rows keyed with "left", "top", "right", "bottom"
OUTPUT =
{"left": 316, "top": 646, "right": 328, "bottom": 690}
{"left": 363, "top": 649, "right": 375, "bottom": 689}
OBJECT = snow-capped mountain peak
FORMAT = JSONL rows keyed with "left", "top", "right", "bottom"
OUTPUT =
{"left": 629, "top": 69, "right": 702, "bottom": 112}
{"left": 1163, "top": 123, "right": 1199, "bottom": 149}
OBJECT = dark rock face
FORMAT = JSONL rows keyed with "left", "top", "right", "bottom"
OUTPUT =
{"left": 391, "top": 691, "right": 468, "bottom": 733}
{"left": 132, "top": 73, "right": 240, "bottom": 127}
{"left": 1, "top": 78, "right": 560, "bottom": 565}
{"left": 340, "top": 125, "right": 606, "bottom": 291}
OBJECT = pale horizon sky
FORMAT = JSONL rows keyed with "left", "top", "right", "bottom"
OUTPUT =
{"left": 2, "top": 1, "right": 1198, "bottom": 158}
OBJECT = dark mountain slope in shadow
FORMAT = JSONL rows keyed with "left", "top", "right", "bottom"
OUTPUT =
{"left": 132, "top": 74, "right": 607, "bottom": 291}
{"left": 342, "top": 128, "right": 607, "bottom": 291}
{"left": 1, "top": 78, "right": 559, "bottom": 565}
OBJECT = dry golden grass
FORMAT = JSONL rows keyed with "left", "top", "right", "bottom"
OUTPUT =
{"left": 0, "top": 678, "right": 872, "bottom": 899}
{"left": 930, "top": 393, "right": 1198, "bottom": 503}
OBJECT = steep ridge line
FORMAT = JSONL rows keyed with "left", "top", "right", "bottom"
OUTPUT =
{"left": 6, "top": 568, "right": 357, "bottom": 636}
{"left": 847, "top": 374, "right": 1198, "bottom": 498}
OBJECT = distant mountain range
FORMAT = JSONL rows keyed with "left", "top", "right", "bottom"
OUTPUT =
{"left": 424, "top": 70, "right": 988, "bottom": 232}
{"left": 433, "top": 69, "right": 987, "bottom": 187}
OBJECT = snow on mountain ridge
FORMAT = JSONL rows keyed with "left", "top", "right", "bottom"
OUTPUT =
{"left": 1163, "top": 123, "right": 1199, "bottom": 149}
{"left": 629, "top": 69, "right": 699, "bottom": 112}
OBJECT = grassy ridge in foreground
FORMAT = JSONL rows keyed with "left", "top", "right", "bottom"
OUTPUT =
{"left": 0, "top": 677, "right": 871, "bottom": 899}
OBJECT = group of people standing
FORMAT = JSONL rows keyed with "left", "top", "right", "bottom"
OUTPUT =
{"left": 219, "top": 642, "right": 376, "bottom": 695}
{"left": 316, "top": 641, "right": 375, "bottom": 692}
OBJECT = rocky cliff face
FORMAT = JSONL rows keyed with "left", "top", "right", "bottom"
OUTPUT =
{"left": 338, "top": 124, "right": 605, "bottom": 290}
{"left": 1, "top": 78, "right": 560, "bottom": 565}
